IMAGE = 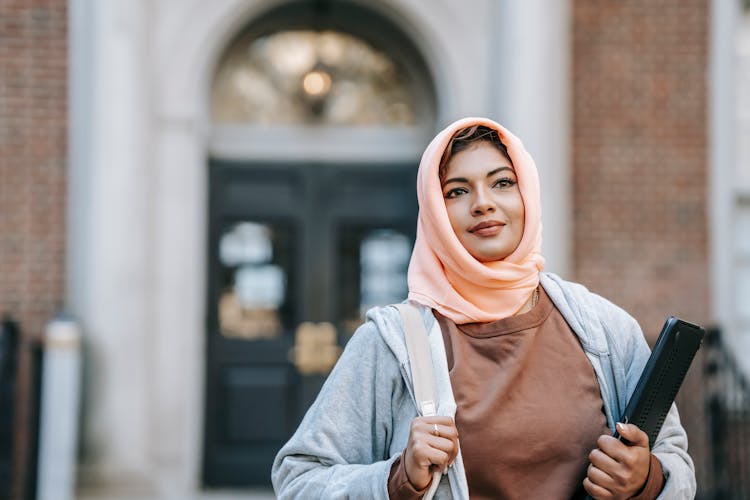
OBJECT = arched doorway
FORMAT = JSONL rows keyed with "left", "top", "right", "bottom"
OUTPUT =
{"left": 202, "top": 2, "right": 436, "bottom": 487}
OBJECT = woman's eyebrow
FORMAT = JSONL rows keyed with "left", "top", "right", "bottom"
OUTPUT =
{"left": 442, "top": 166, "right": 515, "bottom": 186}
{"left": 442, "top": 176, "right": 468, "bottom": 186}
{"left": 487, "top": 166, "right": 514, "bottom": 177}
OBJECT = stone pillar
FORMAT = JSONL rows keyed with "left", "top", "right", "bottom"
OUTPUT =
{"left": 68, "top": 0, "right": 156, "bottom": 492}
{"left": 492, "top": 0, "right": 572, "bottom": 276}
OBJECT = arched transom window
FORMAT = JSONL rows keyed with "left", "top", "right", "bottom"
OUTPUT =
{"left": 211, "top": 29, "right": 426, "bottom": 126}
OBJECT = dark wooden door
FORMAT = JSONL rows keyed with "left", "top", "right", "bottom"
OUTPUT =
{"left": 203, "top": 161, "right": 417, "bottom": 486}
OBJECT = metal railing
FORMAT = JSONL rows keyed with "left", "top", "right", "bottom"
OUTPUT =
{"left": 703, "top": 327, "right": 750, "bottom": 499}
{"left": 0, "top": 317, "right": 18, "bottom": 497}
{"left": 0, "top": 317, "right": 43, "bottom": 500}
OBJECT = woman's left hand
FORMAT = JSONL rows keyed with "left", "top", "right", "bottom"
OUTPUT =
{"left": 583, "top": 422, "right": 651, "bottom": 500}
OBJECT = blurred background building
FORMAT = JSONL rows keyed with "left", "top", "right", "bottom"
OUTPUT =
{"left": 1, "top": 0, "right": 749, "bottom": 498}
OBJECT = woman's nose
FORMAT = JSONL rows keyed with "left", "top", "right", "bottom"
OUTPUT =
{"left": 471, "top": 189, "right": 496, "bottom": 215}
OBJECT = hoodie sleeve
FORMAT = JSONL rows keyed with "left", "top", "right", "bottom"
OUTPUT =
{"left": 602, "top": 304, "right": 697, "bottom": 500}
{"left": 271, "top": 319, "right": 410, "bottom": 500}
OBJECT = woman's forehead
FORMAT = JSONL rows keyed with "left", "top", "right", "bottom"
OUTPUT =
{"left": 444, "top": 142, "right": 515, "bottom": 174}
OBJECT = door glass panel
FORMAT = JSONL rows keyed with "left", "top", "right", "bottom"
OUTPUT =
{"left": 338, "top": 227, "right": 411, "bottom": 335}
{"left": 218, "top": 221, "right": 294, "bottom": 339}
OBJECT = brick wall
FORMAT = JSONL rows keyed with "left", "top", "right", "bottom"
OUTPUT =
{"left": 0, "top": 1, "right": 68, "bottom": 498}
{"left": 573, "top": 0, "right": 711, "bottom": 494}
{"left": 572, "top": 0, "right": 709, "bottom": 331}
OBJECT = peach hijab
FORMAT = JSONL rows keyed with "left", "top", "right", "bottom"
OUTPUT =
{"left": 407, "top": 117, "right": 545, "bottom": 324}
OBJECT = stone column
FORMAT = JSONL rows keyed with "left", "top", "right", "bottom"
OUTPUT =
{"left": 491, "top": 0, "right": 572, "bottom": 276}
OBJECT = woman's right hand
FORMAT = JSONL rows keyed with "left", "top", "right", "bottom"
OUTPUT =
{"left": 402, "top": 416, "right": 460, "bottom": 490}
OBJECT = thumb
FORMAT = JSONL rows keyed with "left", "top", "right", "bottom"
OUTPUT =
{"left": 616, "top": 422, "right": 649, "bottom": 447}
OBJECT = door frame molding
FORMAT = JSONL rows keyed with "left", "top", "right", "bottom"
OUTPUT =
{"left": 210, "top": 125, "right": 428, "bottom": 163}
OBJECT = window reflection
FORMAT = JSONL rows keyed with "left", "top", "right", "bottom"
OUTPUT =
{"left": 339, "top": 227, "right": 412, "bottom": 335}
{"left": 360, "top": 230, "right": 411, "bottom": 314}
{"left": 211, "top": 30, "right": 418, "bottom": 125}
{"left": 218, "top": 222, "right": 291, "bottom": 339}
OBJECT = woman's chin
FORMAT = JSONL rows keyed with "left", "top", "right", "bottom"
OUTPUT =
{"left": 470, "top": 247, "right": 513, "bottom": 263}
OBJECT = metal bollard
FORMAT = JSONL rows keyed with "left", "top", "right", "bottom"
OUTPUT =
{"left": 35, "top": 314, "right": 82, "bottom": 500}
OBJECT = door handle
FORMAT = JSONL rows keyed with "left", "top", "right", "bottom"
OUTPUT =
{"left": 289, "top": 322, "right": 342, "bottom": 376}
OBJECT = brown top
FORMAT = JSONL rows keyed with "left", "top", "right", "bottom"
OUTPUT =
{"left": 389, "top": 288, "right": 665, "bottom": 499}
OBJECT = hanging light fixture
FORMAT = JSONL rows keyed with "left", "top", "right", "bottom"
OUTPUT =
{"left": 299, "top": 0, "right": 334, "bottom": 116}
{"left": 302, "top": 65, "right": 332, "bottom": 97}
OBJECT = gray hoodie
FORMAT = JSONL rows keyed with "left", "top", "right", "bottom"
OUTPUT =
{"left": 272, "top": 273, "right": 696, "bottom": 499}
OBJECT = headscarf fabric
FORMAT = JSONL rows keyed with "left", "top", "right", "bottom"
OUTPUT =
{"left": 407, "top": 117, "right": 545, "bottom": 323}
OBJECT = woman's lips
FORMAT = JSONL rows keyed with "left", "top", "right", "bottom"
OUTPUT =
{"left": 469, "top": 220, "right": 504, "bottom": 237}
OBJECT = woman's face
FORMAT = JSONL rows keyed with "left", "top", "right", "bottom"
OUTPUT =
{"left": 441, "top": 141, "right": 525, "bottom": 262}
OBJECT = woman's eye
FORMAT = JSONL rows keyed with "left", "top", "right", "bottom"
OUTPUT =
{"left": 494, "top": 177, "right": 517, "bottom": 189}
{"left": 444, "top": 187, "right": 467, "bottom": 199}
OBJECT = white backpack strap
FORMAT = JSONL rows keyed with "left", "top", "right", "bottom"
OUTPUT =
{"left": 394, "top": 303, "right": 442, "bottom": 500}
{"left": 394, "top": 303, "right": 437, "bottom": 417}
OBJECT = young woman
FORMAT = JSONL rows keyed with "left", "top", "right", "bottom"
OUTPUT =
{"left": 272, "top": 117, "right": 696, "bottom": 499}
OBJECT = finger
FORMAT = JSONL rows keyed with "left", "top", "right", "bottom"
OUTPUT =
{"left": 412, "top": 416, "right": 452, "bottom": 427}
{"left": 435, "top": 437, "right": 459, "bottom": 468}
{"left": 420, "top": 419, "right": 459, "bottom": 439}
{"left": 583, "top": 476, "right": 612, "bottom": 500}
{"left": 420, "top": 416, "right": 456, "bottom": 427}
{"left": 597, "top": 436, "right": 650, "bottom": 472}
{"left": 419, "top": 421, "right": 459, "bottom": 454}
{"left": 588, "top": 448, "right": 620, "bottom": 475}
{"left": 596, "top": 435, "right": 633, "bottom": 464}
{"left": 591, "top": 439, "right": 651, "bottom": 494}
{"left": 424, "top": 423, "right": 459, "bottom": 441}
{"left": 416, "top": 418, "right": 460, "bottom": 466}
{"left": 434, "top": 425, "right": 460, "bottom": 464}
{"left": 426, "top": 434, "right": 458, "bottom": 460}
{"left": 587, "top": 463, "right": 621, "bottom": 492}
{"left": 418, "top": 445, "right": 451, "bottom": 470}
{"left": 616, "top": 422, "right": 649, "bottom": 447}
